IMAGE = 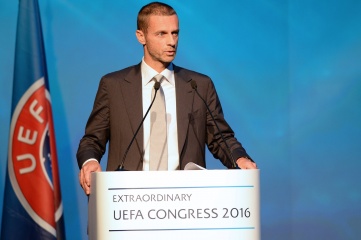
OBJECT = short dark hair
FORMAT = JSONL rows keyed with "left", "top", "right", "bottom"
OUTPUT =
{"left": 137, "top": 2, "right": 177, "bottom": 31}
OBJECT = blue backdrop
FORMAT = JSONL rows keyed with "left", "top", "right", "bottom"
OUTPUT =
{"left": 1, "top": 0, "right": 360, "bottom": 239}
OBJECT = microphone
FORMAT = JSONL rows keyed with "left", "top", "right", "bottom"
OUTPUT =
{"left": 191, "top": 80, "right": 239, "bottom": 169}
{"left": 117, "top": 81, "right": 161, "bottom": 170}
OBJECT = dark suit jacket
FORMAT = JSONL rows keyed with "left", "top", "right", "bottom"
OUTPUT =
{"left": 76, "top": 63, "right": 251, "bottom": 171}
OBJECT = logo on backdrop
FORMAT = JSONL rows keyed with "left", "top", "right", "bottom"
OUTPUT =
{"left": 8, "top": 78, "right": 61, "bottom": 237}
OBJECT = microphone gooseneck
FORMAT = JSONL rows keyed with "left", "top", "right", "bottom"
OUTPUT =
{"left": 117, "top": 81, "right": 160, "bottom": 170}
{"left": 191, "top": 80, "right": 239, "bottom": 169}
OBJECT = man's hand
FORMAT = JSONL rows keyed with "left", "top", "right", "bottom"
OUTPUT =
{"left": 79, "top": 161, "right": 101, "bottom": 195}
{"left": 236, "top": 157, "right": 257, "bottom": 169}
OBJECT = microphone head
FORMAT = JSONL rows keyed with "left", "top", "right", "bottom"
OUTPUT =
{"left": 191, "top": 80, "right": 197, "bottom": 89}
{"left": 154, "top": 81, "right": 161, "bottom": 90}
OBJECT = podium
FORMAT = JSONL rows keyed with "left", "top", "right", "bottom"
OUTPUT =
{"left": 88, "top": 169, "right": 260, "bottom": 240}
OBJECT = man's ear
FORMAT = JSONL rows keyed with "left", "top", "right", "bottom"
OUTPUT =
{"left": 136, "top": 30, "right": 146, "bottom": 45}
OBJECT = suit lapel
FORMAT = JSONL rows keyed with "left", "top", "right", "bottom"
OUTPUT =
{"left": 174, "top": 66, "right": 194, "bottom": 155}
{"left": 120, "top": 64, "right": 143, "bottom": 152}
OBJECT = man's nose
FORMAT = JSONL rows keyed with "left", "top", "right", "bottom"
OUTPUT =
{"left": 166, "top": 34, "right": 176, "bottom": 46}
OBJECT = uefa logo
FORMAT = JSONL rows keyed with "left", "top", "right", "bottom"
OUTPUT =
{"left": 8, "top": 78, "right": 62, "bottom": 237}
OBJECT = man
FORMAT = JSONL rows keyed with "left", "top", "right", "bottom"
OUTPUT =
{"left": 77, "top": 2, "right": 257, "bottom": 195}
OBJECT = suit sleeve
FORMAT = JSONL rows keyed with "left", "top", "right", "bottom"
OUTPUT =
{"left": 76, "top": 77, "right": 110, "bottom": 169}
{"left": 205, "top": 80, "right": 253, "bottom": 168}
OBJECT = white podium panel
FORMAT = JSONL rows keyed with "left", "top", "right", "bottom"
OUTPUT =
{"left": 89, "top": 170, "right": 260, "bottom": 240}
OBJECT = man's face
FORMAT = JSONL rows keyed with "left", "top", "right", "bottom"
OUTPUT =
{"left": 137, "top": 14, "right": 179, "bottom": 71}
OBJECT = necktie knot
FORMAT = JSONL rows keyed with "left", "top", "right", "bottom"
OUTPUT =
{"left": 153, "top": 74, "right": 164, "bottom": 83}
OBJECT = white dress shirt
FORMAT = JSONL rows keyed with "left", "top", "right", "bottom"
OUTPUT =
{"left": 141, "top": 59, "right": 179, "bottom": 170}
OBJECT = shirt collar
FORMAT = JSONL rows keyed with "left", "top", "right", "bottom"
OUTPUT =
{"left": 141, "top": 58, "right": 174, "bottom": 86}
